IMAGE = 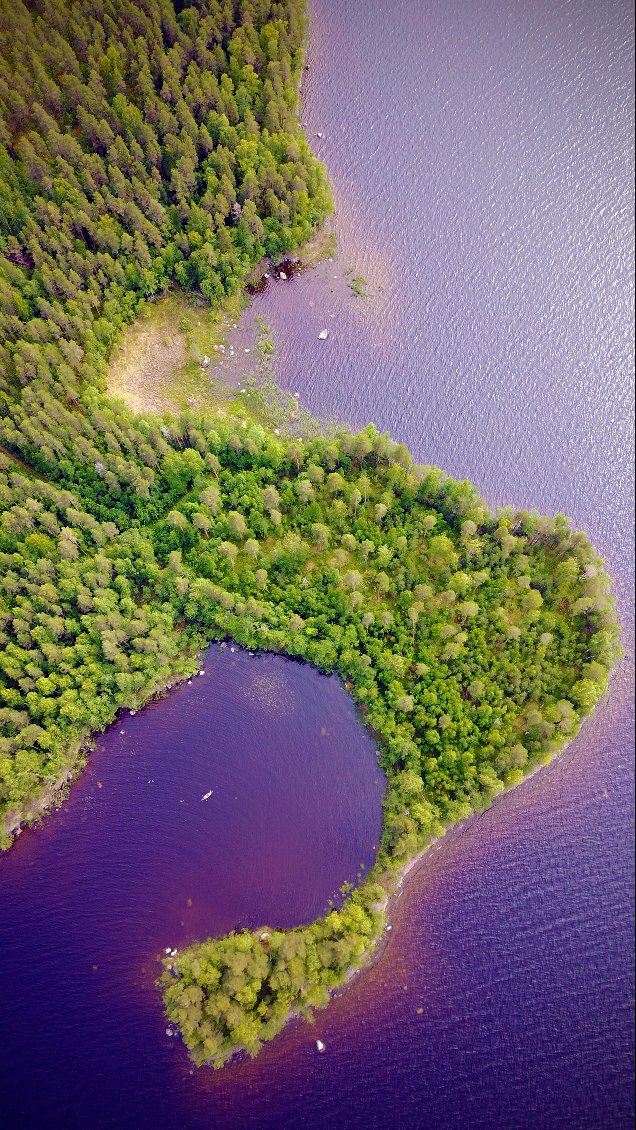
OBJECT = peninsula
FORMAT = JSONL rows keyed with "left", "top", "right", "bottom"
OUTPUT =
{"left": 0, "top": 0, "right": 620, "bottom": 1071}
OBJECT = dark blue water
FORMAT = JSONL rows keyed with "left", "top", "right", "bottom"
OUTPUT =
{"left": 1, "top": 0, "right": 634, "bottom": 1126}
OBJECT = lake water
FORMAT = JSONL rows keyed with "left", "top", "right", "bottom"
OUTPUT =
{"left": 0, "top": 649, "right": 384, "bottom": 1127}
{"left": 1, "top": 0, "right": 634, "bottom": 1126}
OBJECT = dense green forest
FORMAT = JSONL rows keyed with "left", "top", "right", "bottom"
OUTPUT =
{"left": 0, "top": 0, "right": 619, "bottom": 1069}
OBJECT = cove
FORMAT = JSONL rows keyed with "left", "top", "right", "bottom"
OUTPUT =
{"left": 0, "top": 646, "right": 384, "bottom": 1128}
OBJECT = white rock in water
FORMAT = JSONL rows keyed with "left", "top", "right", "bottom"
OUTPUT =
{"left": 130, "top": 709, "right": 136, "bottom": 716}
{"left": 199, "top": 670, "right": 205, "bottom": 676}
{"left": 318, "top": 329, "right": 329, "bottom": 340}
{"left": 279, "top": 271, "right": 287, "bottom": 280}
{"left": 317, "top": 132, "right": 323, "bottom": 138}
{"left": 316, "top": 1039, "right": 325, "bottom": 1052}
{"left": 166, "top": 1029, "right": 174, "bottom": 1037}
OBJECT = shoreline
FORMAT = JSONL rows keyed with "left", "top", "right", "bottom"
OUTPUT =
{"left": 319, "top": 686, "right": 611, "bottom": 1003}
{"left": 105, "top": 219, "right": 336, "bottom": 418}
{"left": 0, "top": 641, "right": 207, "bottom": 849}
{"left": 179, "top": 683, "right": 613, "bottom": 1070}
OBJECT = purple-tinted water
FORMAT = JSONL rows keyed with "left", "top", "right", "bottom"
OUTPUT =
{"left": 0, "top": 649, "right": 384, "bottom": 1128}
{"left": 1, "top": 0, "right": 634, "bottom": 1126}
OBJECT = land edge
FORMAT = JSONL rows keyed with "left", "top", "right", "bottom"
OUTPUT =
{"left": 1, "top": 216, "right": 339, "bottom": 847}
{"left": 2, "top": 621, "right": 614, "bottom": 1057}
{"left": 0, "top": 639, "right": 204, "bottom": 846}
{"left": 103, "top": 216, "right": 337, "bottom": 417}
{"left": 159, "top": 678, "right": 611, "bottom": 1070}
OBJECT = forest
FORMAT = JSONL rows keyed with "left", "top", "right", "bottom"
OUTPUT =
{"left": 0, "top": 0, "right": 620, "bottom": 1068}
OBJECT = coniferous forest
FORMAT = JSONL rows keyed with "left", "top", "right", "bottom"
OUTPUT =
{"left": 0, "top": 0, "right": 620, "bottom": 1068}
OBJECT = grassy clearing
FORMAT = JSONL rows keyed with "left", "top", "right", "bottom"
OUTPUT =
{"left": 105, "top": 223, "right": 338, "bottom": 422}
{"left": 104, "top": 290, "right": 340, "bottom": 441}
{"left": 105, "top": 228, "right": 337, "bottom": 419}
{"left": 106, "top": 290, "right": 248, "bottom": 416}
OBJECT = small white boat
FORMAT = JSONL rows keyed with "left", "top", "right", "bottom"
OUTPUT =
{"left": 201, "top": 790, "right": 213, "bottom": 801}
